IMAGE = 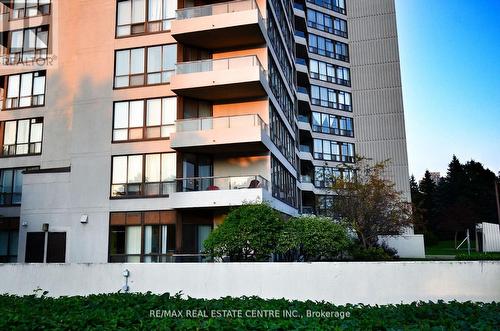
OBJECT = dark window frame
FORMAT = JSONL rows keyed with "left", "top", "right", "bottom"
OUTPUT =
{"left": 8, "top": 0, "right": 51, "bottom": 21}
{"left": 113, "top": 44, "right": 176, "bottom": 89}
{"left": 1, "top": 117, "right": 43, "bottom": 157}
{"left": 1, "top": 70, "right": 46, "bottom": 110}
{"left": 112, "top": 97, "right": 176, "bottom": 143}
{"left": 313, "top": 138, "right": 355, "bottom": 163}
{"left": 307, "top": 8, "right": 348, "bottom": 38}
{"left": 110, "top": 152, "right": 177, "bottom": 199}
{"left": 311, "top": 111, "right": 354, "bottom": 137}
{"left": 6, "top": 25, "right": 49, "bottom": 65}
{"left": 0, "top": 166, "right": 38, "bottom": 206}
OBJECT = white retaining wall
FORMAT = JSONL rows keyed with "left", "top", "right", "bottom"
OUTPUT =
{"left": 0, "top": 262, "right": 499, "bottom": 304}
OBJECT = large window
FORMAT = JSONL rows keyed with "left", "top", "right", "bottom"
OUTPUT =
{"left": 267, "top": 8, "right": 294, "bottom": 89}
{"left": 1, "top": 118, "right": 43, "bottom": 156}
{"left": 309, "top": 59, "right": 350, "bottom": 86}
{"left": 109, "top": 211, "right": 176, "bottom": 262}
{"left": 114, "top": 44, "right": 176, "bottom": 88}
{"left": 10, "top": 0, "right": 51, "bottom": 19}
{"left": 307, "top": 8, "right": 347, "bottom": 38}
{"left": 312, "top": 111, "right": 353, "bottom": 137}
{"left": 8, "top": 26, "right": 49, "bottom": 64}
{"left": 113, "top": 97, "right": 176, "bottom": 142}
{"left": 116, "top": 0, "right": 177, "bottom": 37}
{"left": 0, "top": 168, "right": 36, "bottom": 206}
{"left": 311, "top": 85, "right": 352, "bottom": 111}
{"left": 314, "top": 166, "right": 354, "bottom": 188}
{"left": 306, "top": 0, "right": 346, "bottom": 15}
{"left": 270, "top": 105, "right": 296, "bottom": 168}
{"left": 308, "top": 34, "right": 349, "bottom": 62}
{"left": 0, "top": 218, "right": 19, "bottom": 262}
{"left": 313, "top": 138, "right": 354, "bottom": 162}
{"left": 268, "top": 56, "right": 296, "bottom": 129}
{"left": 271, "top": 156, "right": 297, "bottom": 207}
{"left": 2, "top": 71, "right": 46, "bottom": 109}
{"left": 111, "top": 153, "right": 176, "bottom": 198}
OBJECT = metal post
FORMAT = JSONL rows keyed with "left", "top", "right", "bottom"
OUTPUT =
{"left": 466, "top": 229, "right": 470, "bottom": 256}
{"left": 495, "top": 180, "right": 500, "bottom": 224}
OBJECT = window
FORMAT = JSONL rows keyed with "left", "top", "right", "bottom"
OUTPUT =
{"left": 111, "top": 153, "right": 176, "bottom": 198}
{"left": 311, "top": 85, "right": 352, "bottom": 111}
{"left": 270, "top": 105, "right": 296, "bottom": 168}
{"left": 114, "top": 45, "right": 176, "bottom": 88}
{"left": 109, "top": 211, "right": 176, "bottom": 262}
{"left": 1, "top": 118, "right": 43, "bottom": 156}
{"left": 116, "top": 0, "right": 177, "bottom": 37}
{"left": 8, "top": 26, "right": 49, "bottom": 64}
{"left": 313, "top": 138, "right": 354, "bottom": 162}
{"left": 314, "top": 166, "right": 353, "bottom": 188}
{"left": 271, "top": 156, "right": 297, "bottom": 207}
{"left": 0, "top": 169, "right": 23, "bottom": 205}
{"left": 113, "top": 97, "right": 176, "bottom": 141}
{"left": 10, "top": 0, "right": 51, "bottom": 19}
{"left": 0, "top": 218, "right": 19, "bottom": 262}
{"left": 309, "top": 59, "right": 350, "bottom": 86}
{"left": 307, "top": 8, "right": 347, "bottom": 38}
{"left": 3, "top": 71, "right": 46, "bottom": 109}
{"left": 306, "top": 0, "right": 346, "bottom": 15}
{"left": 268, "top": 56, "right": 296, "bottom": 129}
{"left": 312, "top": 112, "right": 353, "bottom": 137}
{"left": 308, "top": 34, "right": 349, "bottom": 62}
{"left": 316, "top": 195, "right": 335, "bottom": 216}
{"left": 267, "top": 8, "right": 294, "bottom": 89}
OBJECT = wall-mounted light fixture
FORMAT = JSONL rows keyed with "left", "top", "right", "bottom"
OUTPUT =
{"left": 80, "top": 214, "right": 88, "bottom": 224}
{"left": 42, "top": 223, "right": 49, "bottom": 232}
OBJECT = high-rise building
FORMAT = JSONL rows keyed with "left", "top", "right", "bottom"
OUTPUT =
{"left": 0, "top": 0, "right": 423, "bottom": 263}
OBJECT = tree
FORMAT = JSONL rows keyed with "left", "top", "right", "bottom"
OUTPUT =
{"left": 203, "top": 203, "right": 284, "bottom": 261}
{"left": 418, "top": 170, "right": 437, "bottom": 233}
{"left": 329, "top": 157, "right": 413, "bottom": 249}
{"left": 275, "top": 216, "right": 351, "bottom": 261}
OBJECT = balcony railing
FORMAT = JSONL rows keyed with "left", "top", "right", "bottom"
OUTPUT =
{"left": 175, "top": 114, "right": 268, "bottom": 133}
{"left": 176, "top": 0, "right": 259, "bottom": 20}
{"left": 294, "top": 2, "right": 305, "bottom": 11}
{"left": 295, "top": 57, "right": 307, "bottom": 66}
{"left": 112, "top": 175, "right": 269, "bottom": 198}
{"left": 297, "top": 86, "right": 308, "bottom": 94}
{"left": 299, "top": 144, "right": 311, "bottom": 153}
{"left": 300, "top": 175, "right": 312, "bottom": 183}
{"left": 298, "top": 114, "right": 309, "bottom": 123}
{"left": 295, "top": 30, "right": 306, "bottom": 38}
{"left": 176, "top": 55, "right": 264, "bottom": 75}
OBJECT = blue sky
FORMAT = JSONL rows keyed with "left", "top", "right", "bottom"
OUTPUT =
{"left": 395, "top": 0, "right": 500, "bottom": 179}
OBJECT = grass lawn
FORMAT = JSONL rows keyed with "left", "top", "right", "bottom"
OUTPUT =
{"left": 425, "top": 240, "right": 476, "bottom": 256}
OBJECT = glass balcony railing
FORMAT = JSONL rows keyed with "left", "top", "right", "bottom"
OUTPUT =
{"left": 175, "top": 114, "right": 268, "bottom": 133}
{"left": 299, "top": 145, "right": 312, "bottom": 153}
{"left": 176, "top": 0, "right": 259, "bottom": 20}
{"left": 298, "top": 114, "right": 310, "bottom": 123}
{"left": 176, "top": 175, "right": 270, "bottom": 192}
{"left": 112, "top": 175, "right": 269, "bottom": 198}
{"left": 297, "top": 86, "right": 308, "bottom": 94}
{"left": 300, "top": 175, "right": 312, "bottom": 183}
{"left": 176, "top": 55, "right": 264, "bottom": 75}
{"left": 294, "top": 2, "right": 305, "bottom": 11}
{"left": 295, "top": 57, "right": 307, "bottom": 66}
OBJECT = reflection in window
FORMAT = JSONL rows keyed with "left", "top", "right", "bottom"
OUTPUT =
{"left": 307, "top": 8, "right": 347, "bottom": 38}
{"left": 0, "top": 168, "right": 36, "bottom": 206}
{"left": 1, "top": 118, "right": 43, "bottom": 156}
{"left": 116, "top": 0, "right": 177, "bottom": 37}
{"left": 312, "top": 111, "right": 353, "bottom": 137}
{"left": 109, "top": 211, "right": 176, "bottom": 262}
{"left": 308, "top": 34, "right": 349, "bottom": 62}
{"left": 309, "top": 59, "right": 350, "bottom": 86}
{"left": 113, "top": 97, "right": 176, "bottom": 141}
{"left": 311, "top": 85, "right": 352, "bottom": 111}
{"left": 111, "top": 153, "right": 176, "bottom": 198}
{"left": 114, "top": 45, "right": 176, "bottom": 88}
{"left": 8, "top": 26, "right": 49, "bottom": 64}
{"left": 3, "top": 71, "right": 46, "bottom": 110}
{"left": 313, "top": 138, "right": 354, "bottom": 162}
{"left": 10, "top": 0, "right": 51, "bottom": 19}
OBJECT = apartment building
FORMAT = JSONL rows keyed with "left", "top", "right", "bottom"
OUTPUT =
{"left": 0, "top": 0, "right": 424, "bottom": 263}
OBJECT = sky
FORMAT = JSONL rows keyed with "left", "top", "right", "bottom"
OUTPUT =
{"left": 394, "top": 0, "right": 500, "bottom": 179}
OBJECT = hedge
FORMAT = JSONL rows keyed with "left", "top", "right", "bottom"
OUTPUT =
{"left": 1, "top": 293, "right": 498, "bottom": 330}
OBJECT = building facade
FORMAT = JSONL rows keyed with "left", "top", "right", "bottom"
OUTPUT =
{"left": 0, "top": 0, "right": 423, "bottom": 263}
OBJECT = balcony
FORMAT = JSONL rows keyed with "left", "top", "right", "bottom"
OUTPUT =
{"left": 171, "top": 0, "right": 266, "bottom": 50}
{"left": 170, "top": 55, "right": 268, "bottom": 101}
{"left": 170, "top": 114, "right": 272, "bottom": 154}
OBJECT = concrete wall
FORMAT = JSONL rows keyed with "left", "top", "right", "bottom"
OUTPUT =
{"left": 348, "top": 0, "right": 412, "bottom": 201}
{"left": 0, "top": 262, "right": 499, "bottom": 304}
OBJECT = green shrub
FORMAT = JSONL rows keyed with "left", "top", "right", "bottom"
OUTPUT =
{"left": 203, "top": 203, "right": 283, "bottom": 261}
{"left": 276, "top": 216, "right": 351, "bottom": 261}
{"left": 350, "top": 244, "right": 398, "bottom": 261}
{"left": 0, "top": 293, "right": 498, "bottom": 330}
